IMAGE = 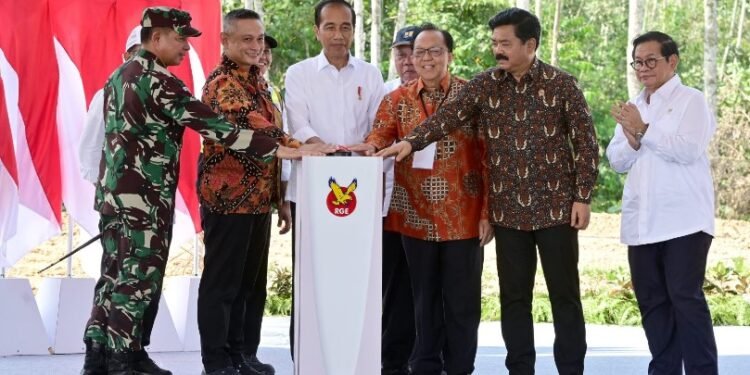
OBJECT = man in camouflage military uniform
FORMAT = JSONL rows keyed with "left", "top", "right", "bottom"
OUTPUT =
{"left": 81, "top": 7, "right": 309, "bottom": 375}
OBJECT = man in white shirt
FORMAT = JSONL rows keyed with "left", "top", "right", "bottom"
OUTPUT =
{"left": 380, "top": 25, "right": 420, "bottom": 375}
{"left": 77, "top": 25, "right": 172, "bottom": 375}
{"left": 607, "top": 31, "right": 718, "bottom": 375}
{"left": 283, "top": 0, "right": 385, "bottom": 358}
{"left": 78, "top": 25, "right": 142, "bottom": 183}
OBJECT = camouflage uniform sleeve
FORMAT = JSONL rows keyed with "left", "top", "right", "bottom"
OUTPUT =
{"left": 161, "top": 75, "right": 278, "bottom": 162}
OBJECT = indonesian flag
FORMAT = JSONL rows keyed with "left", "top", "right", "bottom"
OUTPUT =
{"left": 0, "top": 0, "right": 63, "bottom": 267}
{"left": 0, "top": 0, "right": 221, "bottom": 271}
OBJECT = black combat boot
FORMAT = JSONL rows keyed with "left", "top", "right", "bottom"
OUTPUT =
{"left": 80, "top": 340, "right": 107, "bottom": 375}
{"left": 132, "top": 350, "right": 172, "bottom": 375}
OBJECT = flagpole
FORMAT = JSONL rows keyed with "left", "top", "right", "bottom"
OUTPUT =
{"left": 66, "top": 218, "right": 74, "bottom": 277}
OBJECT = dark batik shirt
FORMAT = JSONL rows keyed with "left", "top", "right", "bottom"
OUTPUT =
{"left": 404, "top": 59, "right": 599, "bottom": 231}
{"left": 198, "top": 55, "right": 299, "bottom": 214}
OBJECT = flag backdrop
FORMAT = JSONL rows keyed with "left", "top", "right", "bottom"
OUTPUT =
{"left": 0, "top": 0, "right": 221, "bottom": 271}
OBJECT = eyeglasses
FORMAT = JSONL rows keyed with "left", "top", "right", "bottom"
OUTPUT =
{"left": 413, "top": 47, "right": 445, "bottom": 59}
{"left": 394, "top": 52, "right": 411, "bottom": 62}
{"left": 630, "top": 56, "right": 666, "bottom": 70}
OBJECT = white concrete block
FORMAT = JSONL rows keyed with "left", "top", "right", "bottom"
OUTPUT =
{"left": 0, "top": 278, "right": 50, "bottom": 355}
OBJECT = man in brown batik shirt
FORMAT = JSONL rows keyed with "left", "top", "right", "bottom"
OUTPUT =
{"left": 379, "top": 8, "right": 599, "bottom": 375}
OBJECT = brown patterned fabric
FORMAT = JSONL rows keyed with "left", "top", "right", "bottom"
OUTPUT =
{"left": 367, "top": 74, "right": 488, "bottom": 241}
{"left": 198, "top": 55, "right": 299, "bottom": 214}
{"left": 404, "top": 59, "right": 599, "bottom": 231}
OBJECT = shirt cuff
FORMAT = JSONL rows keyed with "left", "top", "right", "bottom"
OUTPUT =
{"left": 292, "top": 126, "right": 320, "bottom": 144}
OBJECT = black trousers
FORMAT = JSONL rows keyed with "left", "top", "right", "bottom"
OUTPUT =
{"left": 494, "top": 224, "right": 586, "bottom": 375}
{"left": 382, "top": 229, "right": 415, "bottom": 374}
{"left": 629, "top": 231, "right": 717, "bottom": 375}
{"left": 243, "top": 230, "right": 270, "bottom": 357}
{"left": 198, "top": 210, "right": 272, "bottom": 372}
{"left": 402, "top": 235, "right": 483, "bottom": 375}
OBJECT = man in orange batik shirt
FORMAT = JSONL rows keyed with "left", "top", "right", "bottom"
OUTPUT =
{"left": 350, "top": 24, "right": 492, "bottom": 375}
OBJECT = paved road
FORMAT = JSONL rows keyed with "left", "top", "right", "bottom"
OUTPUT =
{"left": 1, "top": 317, "right": 748, "bottom": 374}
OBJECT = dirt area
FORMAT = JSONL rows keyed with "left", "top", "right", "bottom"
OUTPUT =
{"left": 5, "top": 212, "right": 749, "bottom": 296}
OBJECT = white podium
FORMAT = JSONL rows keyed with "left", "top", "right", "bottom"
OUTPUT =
{"left": 294, "top": 156, "right": 382, "bottom": 375}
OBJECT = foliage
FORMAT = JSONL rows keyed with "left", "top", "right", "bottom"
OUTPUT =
{"left": 263, "top": 259, "right": 750, "bottom": 326}
{"left": 218, "top": 0, "right": 750, "bottom": 218}
{"left": 264, "top": 264, "right": 293, "bottom": 315}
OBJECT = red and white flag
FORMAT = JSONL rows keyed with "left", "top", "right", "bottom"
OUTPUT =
{"left": 0, "top": 0, "right": 221, "bottom": 271}
{"left": 0, "top": 0, "right": 63, "bottom": 267}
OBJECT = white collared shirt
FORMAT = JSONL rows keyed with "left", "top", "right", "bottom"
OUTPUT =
{"left": 284, "top": 52, "right": 385, "bottom": 202}
{"left": 78, "top": 89, "right": 105, "bottom": 183}
{"left": 606, "top": 75, "right": 716, "bottom": 246}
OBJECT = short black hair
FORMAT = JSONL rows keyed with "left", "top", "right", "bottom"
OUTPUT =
{"left": 632, "top": 31, "right": 680, "bottom": 60}
{"left": 223, "top": 9, "right": 262, "bottom": 33}
{"left": 413, "top": 23, "right": 454, "bottom": 53}
{"left": 140, "top": 27, "right": 153, "bottom": 43}
{"left": 314, "top": 0, "right": 356, "bottom": 27}
{"left": 488, "top": 7, "right": 541, "bottom": 50}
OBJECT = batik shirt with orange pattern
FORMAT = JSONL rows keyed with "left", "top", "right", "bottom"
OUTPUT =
{"left": 199, "top": 55, "right": 300, "bottom": 214}
{"left": 366, "top": 74, "right": 488, "bottom": 242}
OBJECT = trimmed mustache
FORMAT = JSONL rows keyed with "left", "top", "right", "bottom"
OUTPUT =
{"left": 495, "top": 54, "right": 509, "bottom": 61}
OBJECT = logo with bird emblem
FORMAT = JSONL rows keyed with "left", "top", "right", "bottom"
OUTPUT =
{"left": 326, "top": 177, "right": 358, "bottom": 217}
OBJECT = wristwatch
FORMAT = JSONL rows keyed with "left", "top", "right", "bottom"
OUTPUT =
{"left": 635, "top": 123, "right": 649, "bottom": 142}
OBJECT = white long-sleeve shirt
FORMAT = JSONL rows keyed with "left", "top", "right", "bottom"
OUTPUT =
{"left": 78, "top": 89, "right": 105, "bottom": 183}
{"left": 606, "top": 75, "right": 716, "bottom": 246}
{"left": 284, "top": 52, "right": 385, "bottom": 203}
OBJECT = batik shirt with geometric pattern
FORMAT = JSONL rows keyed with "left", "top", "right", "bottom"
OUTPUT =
{"left": 366, "top": 74, "right": 489, "bottom": 242}
{"left": 404, "top": 59, "right": 599, "bottom": 231}
{"left": 198, "top": 55, "right": 300, "bottom": 214}
{"left": 94, "top": 49, "right": 278, "bottom": 229}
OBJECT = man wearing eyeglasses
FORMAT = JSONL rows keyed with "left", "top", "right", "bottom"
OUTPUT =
{"left": 350, "top": 23, "right": 491, "bottom": 375}
{"left": 607, "top": 31, "right": 718, "bottom": 375}
{"left": 377, "top": 8, "right": 598, "bottom": 375}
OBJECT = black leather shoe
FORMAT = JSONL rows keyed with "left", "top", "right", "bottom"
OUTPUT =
{"left": 201, "top": 367, "right": 240, "bottom": 375}
{"left": 133, "top": 350, "right": 172, "bottom": 375}
{"left": 243, "top": 354, "right": 275, "bottom": 375}
{"left": 80, "top": 341, "right": 107, "bottom": 375}
{"left": 234, "top": 361, "right": 263, "bottom": 375}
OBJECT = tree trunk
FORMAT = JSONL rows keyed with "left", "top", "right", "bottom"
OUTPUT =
{"left": 550, "top": 0, "right": 562, "bottom": 66}
{"left": 254, "top": 0, "right": 264, "bottom": 17}
{"left": 535, "top": 0, "right": 542, "bottom": 59}
{"left": 354, "top": 0, "right": 365, "bottom": 59}
{"left": 722, "top": 0, "right": 739, "bottom": 70}
{"left": 516, "top": 0, "right": 530, "bottom": 9}
{"left": 627, "top": 0, "right": 644, "bottom": 98}
{"left": 738, "top": 0, "right": 747, "bottom": 49}
{"left": 388, "top": 0, "right": 409, "bottom": 80}
{"left": 535, "top": 0, "right": 542, "bottom": 18}
{"left": 704, "top": 0, "right": 719, "bottom": 115}
{"left": 244, "top": 0, "right": 253, "bottom": 10}
{"left": 371, "top": 0, "right": 383, "bottom": 67}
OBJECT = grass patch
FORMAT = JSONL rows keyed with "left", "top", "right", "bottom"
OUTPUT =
{"left": 264, "top": 258, "right": 750, "bottom": 326}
